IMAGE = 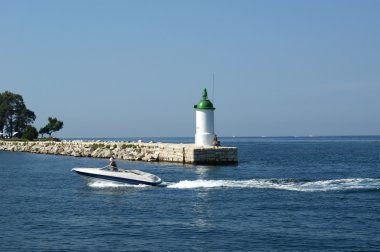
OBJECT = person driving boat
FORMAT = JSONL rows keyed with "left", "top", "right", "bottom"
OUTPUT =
{"left": 109, "top": 156, "right": 118, "bottom": 171}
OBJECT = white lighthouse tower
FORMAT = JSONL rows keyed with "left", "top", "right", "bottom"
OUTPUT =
{"left": 194, "top": 88, "right": 215, "bottom": 146}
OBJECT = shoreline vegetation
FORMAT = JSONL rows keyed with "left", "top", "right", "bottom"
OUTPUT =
{"left": 0, "top": 137, "right": 61, "bottom": 142}
{"left": 0, "top": 91, "right": 63, "bottom": 141}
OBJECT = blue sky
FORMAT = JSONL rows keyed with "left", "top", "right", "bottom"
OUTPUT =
{"left": 1, "top": 0, "right": 379, "bottom": 137}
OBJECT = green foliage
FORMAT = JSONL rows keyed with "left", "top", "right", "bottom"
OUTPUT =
{"left": 121, "top": 143, "right": 135, "bottom": 149}
{"left": 0, "top": 91, "right": 36, "bottom": 138}
{"left": 37, "top": 138, "right": 60, "bottom": 142}
{"left": 39, "top": 126, "right": 49, "bottom": 137}
{"left": 90, "top": 143, "right": 104, "bottom": 151}
{"left": 0, "top": 92, "right": 64, "bottom": 141}
{"left": 22, "top": 125, "right": 38, "bottom": 140}
{"left": 40, "top": 117, "right": 64, "bottom": 137}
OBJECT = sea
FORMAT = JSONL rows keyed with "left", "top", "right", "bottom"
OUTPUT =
{"left": 0, "top": 136, "right": 379, "bottom": 251}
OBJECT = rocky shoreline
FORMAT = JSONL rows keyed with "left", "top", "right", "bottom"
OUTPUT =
{"left": 0, "top": 140, "right": 238, "bottom": 165}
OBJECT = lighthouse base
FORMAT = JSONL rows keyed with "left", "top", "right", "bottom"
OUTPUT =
{"left": 195, "top": 133, "right": 215, "bottom": 146}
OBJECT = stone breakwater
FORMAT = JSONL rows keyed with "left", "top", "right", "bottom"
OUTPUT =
{"left": 0, "top": 140, "right": 238, "bottom": 165}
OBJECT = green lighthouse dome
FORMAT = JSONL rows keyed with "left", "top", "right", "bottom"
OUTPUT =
{"left": 194, "top": 88, "right": 215, "bottom": 110}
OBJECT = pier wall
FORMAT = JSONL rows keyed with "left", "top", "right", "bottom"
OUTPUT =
{"left": 0, "top": 140, "right": 238, "bottom": 165}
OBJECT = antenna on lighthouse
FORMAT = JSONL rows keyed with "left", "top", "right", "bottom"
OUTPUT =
{"left": 212, "top": 73, "right": 215, "bottom": 103}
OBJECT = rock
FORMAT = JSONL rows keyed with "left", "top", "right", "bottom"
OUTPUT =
{"left": 0, "top": 140, "right": 238, "bottom": 164}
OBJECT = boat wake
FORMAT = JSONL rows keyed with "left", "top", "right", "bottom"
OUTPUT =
{"left": 85, "top": 178, "right": 380, "bottom": 192}
{"left": 88, "top": 181, "right": 150, "bottom": 188}
{"left": 166, "top": 178, "right": 380, "bottom": 192}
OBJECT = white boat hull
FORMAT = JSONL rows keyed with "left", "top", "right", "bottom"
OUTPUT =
{"left": 71, "top": 168, "right": 162, "bottom": 186}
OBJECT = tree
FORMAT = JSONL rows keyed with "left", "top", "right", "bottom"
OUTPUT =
{"left": 22, "top": 125, "right": 38, "bottom": 140}
{"left": 40, "top": 117, "right": 64, "bottom": 137}
{"left": 0, "top": 91, "right": 36, "bottom": 138}
{"left": 0, "top": 94, "right": 5, "bottom": 137}
{"left": 39, "top": 126, "right": 49, "bottom": 138}
{"left": 0, "top": 92, "right": 10, "bottom": 137}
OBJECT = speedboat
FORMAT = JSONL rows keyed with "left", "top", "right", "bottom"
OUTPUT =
{"left": 71, "top": 166, "right": 162, "bottom": 186}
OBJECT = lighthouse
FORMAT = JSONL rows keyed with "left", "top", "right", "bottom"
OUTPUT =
{"left": 194, "top": 88, "right": 215, "bottom": 146}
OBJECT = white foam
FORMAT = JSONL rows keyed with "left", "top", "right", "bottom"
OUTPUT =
{"left": 88, "top": 181, "right": 149, "bottom": 188}
{"left": 167, "top": 178, "right": 380, "bottom": 192}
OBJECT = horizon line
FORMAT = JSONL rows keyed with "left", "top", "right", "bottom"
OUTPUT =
{"left": 61, "top": 134, "right": 380, "bottom": 139}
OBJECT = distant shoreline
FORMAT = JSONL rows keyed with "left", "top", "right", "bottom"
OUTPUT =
{"left": 61, "top": 135, "right": 380, "bottom": 139}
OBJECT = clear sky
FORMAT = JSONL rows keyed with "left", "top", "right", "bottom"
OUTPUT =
{"left": 1, "top": 0, "right": 379, "bottom": 138}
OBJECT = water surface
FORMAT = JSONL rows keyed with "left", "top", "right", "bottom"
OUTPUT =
{"left": 1, "top": 136, "right": 379, "bottom": 251}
